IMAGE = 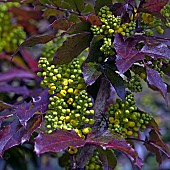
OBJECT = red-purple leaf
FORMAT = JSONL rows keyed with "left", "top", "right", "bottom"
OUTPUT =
{"left": 34, "top": 129, "right": 85, "bottom": 155}
{"left": 20, "top": 49, "right": 39, "bottom": 72}
{"left": 149, "top": 129, "right": 169, "bottom": 155}
{"left": 13, "top": 89, "right": 49, "bottom": 127}
{"left": 0, "top": 116, "right": 42, "bottom": 157}
{"left": 13, "top": 34, "right": 56, "bottom": 56}
{"left": 79, "top": 14, "right": 102, "bottom": 26}
{"left": 144, "top": 141, "right": 162, "bottom": 164}
{"left": 50, "top": 19, "right": 74, "bottom": 31}
{"left": 82, "top": 62, "right": 102, "bottom": 86}
{"left": 53, "top": 32, "right": 92, "bottom": 65}
{"left": 0, "top": 101, "right": 13, "bottom": 112}
{"left": 139, "top": 0, "right": 169, "bottom": 12}
{"left": 0, "top": 84, "right": 30, "bottom": 96}
{"left": 114, "top": 33, "right": 145, "bottom": 73}
{"left": 0, "top": 69, "right": 35, "bottom": 82}
{"left": 146, "top": 67, "right": 168, "bottom": 104}
{"left": 9, "top": 6, "right": 42, "bottom": 20}
{"left": 0, "top": 53, "right": 29, "bottom": 71}
{"left": 144, "top": 129, "right": 170, "bottom": 164}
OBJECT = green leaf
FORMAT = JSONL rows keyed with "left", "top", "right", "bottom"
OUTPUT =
{"left": 82, "top": 62, "right": 102, "bottom": 86}
{"left": 103, "top": 67, "right": 126, "bottom": 101}
{"left": 53, "top": 32, "right": 92, "bottom": 65}
{"left": 86, "top": 36, "right": 104, "bottom": 62}
{"left": 64, "top": 0, "right": 85, "bottom": 12}
{"left": 43, "top": 8, "right": 65, "bottom": 19}
{"left": 82, "top": 3, "right": 95, "bottom": 14}
{"left": 94, "top": 0, "right": 113, "bottom": 14}
{"left": 98, "top": 148, "right": 117, "bottom": 170}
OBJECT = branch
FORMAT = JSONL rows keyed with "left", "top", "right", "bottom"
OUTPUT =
{"left": 75, "top": 75, "right": 110, "bottom": 169}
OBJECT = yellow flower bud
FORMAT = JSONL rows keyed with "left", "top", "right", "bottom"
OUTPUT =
{"left": 67, "top": 98, "right": 74, "bottom": 105}
{"left": 67, "top": 88, "right": 74, "bottom": 93}
{"left": 60, "top": 90, "right": 67, "bottom": 96}
{"left": 67, "top": 146, "right": 78, "bottom": 154}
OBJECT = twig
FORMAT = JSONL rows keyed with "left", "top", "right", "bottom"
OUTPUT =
{"left": 43, "top": 4, "right": 80, "bottom": 16}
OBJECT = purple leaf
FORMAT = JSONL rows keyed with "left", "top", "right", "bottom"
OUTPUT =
{"left": 34, "top": 129, "right": 85, "bottom": 155}
{"left": 0, "top": 69, "right": 35, "bottom": 82}
{"left": 53, "top": 32, "right": 92, "bottom": 65}
{"left": 104, "top": 67, "right": 126, "bottom": 101}
{"left": 82, "top": 63, "right": 102, "bottom": 86}
{"left": 32, "top": 89, "right": 49, "bottom": 113}
{"left": 114, "top": 33, "right": 145, "bottom": 73}
{"left": 141, "top": 37, "right": 170, "bottom": 60}
{"left": 0, "top": 84, "right": 30, "bottom": 96}
{"left": 13, "top": 34, "right": 56, "bottom": 56}
{"left": 13, "top": 89, "right": 49, "bottom": 127}
{"left": 146, "top": 67, "right": 168, "bottom": 104}
{"left": 0, "top": 101, "right": 13, "bottom": 112}
{"left": 0, "top": 115, "right": 13, "bottom": 125}
{"left": 110, "top": 3, "right": 128, "bottom": 17}
{"left": 86, "top": 130, "right": 143, "bottom": 169}
{"left": 106, "top": 140, "right": 143, "bottom": 169}
{"left": 0, "top": 116, "right": 43, "bottom": 157}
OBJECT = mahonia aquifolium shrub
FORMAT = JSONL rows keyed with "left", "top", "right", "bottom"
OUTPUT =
{"left": 106, "top": 92, "right": 153, "bottom": 138}
{"left": 86, "top": 150, "right": 103, "bottom": 170}
{"left": 0, "top": 2, "right": 26, "bottom": 52}
{"left": 140, "top": 3, "right": 170, "bottom": 36}
{"left": 37, "top": 31, "right": 95, "bottom": 139}
{"left": 90, "top": 6, "right": 136, "bottom": 57}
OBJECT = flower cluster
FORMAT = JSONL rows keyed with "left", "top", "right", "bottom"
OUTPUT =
{"left": 107, "top": 93, "right": 153, "bottom": 138}
{"left": 0, "top": 2, "right": 26, "bottom": 52}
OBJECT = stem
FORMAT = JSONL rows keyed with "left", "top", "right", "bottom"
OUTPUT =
{"left": 43, "top": 4, "right": 80, "bottom": 16}
{"left": 75, "top": 75, "right": 110, "bottom": 169}
{"left": 126, "top": 137, "right": 146, "bottom": 143}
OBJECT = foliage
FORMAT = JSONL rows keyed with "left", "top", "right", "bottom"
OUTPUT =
{"left": 0, "top": 0, "right": 170, "bottom": 169}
